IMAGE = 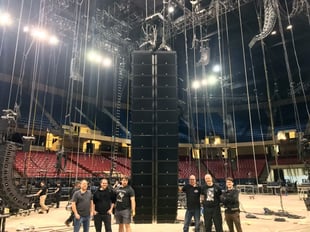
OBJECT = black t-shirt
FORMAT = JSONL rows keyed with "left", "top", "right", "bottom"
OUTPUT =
{"left": 201, "top": 183, "right": 222, "bottom": 208}
{"left": 93, "top": 187, "right": 116, "bottom": 214}
{"left": 182, "top": 184, "right": 201, "bottom": 210}
{"left": 55, "top": 186, "right": 62, "bottom": 196}
{"left": 39, "top": 186, "right": 47, "bottom": 196}
{"left": 115, "top": 185, "right": 135, "bottom": 211}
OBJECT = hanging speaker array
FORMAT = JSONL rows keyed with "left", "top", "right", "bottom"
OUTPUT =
{"left": 0, "top": 142, "right": 31, "bottom": 210}
{"left": 131, "top": 51, "right": 179, "bottom": 223}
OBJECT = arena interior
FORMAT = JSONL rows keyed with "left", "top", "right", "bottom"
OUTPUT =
{"left": 0, "top": 0, "right": 310, "bottom": 231}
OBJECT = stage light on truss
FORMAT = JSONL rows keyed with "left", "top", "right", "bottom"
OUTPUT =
{"left": 24, "top": 26, "right": 59, "bottom": 45}
{"left": 212, "top": 64, "right": 221, "bottom": 73}
{"left": 87, "top": 50, "right": 103, "bottom": 64}
{"left": 23, "top": 26, "right": 29, "bottom": 32}
{"left": 87, "top": 50, "right": 112, "bottom": 67}
{"left": 192, "top": 80, "right": 200, "bottom": 89}
{"left": 48, "top": 35, "right": 59, "bottom": 45}
{"left": 102, "top": 57, "right": 112, "bottom": 67}
{"left": 168, "top": 5, "right": 175, "bottom": 13}
{"left": 0, "top": 11, "right": 12, "bottom": 26}
{"left": 31, "top": 28, "right": 48, "bottom": 40}
{"left": 271, "top": 30, "right": 277, "bottom": 35}
{"left": 286, "top": 24, "right": 293, "bottom": 30}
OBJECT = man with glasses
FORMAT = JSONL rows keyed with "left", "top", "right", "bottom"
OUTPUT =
{"left": 92, "top": 179, "right": 116, "bottom": 232}
{"left": 182, "top": 175, "right": 201, "bottom": 232}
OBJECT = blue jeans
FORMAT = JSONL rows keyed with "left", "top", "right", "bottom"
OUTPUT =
{"left": 183, "top": 208, "right": 200, "bottom": 232}
{"left": 73, "top": 215, "right": 90, "bottom": 232}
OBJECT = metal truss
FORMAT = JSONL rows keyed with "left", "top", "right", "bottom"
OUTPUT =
{"left": 170, "top": 0, "right": 254, "bottom": 36}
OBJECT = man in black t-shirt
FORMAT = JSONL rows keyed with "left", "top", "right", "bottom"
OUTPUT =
{"left": 54, "top": 182, "right": 62, "bottom": 208}
{"left": 114, "top": 176, "right": 135, "bottom": 232}
{"left": 182, "top": 175, "right": 201, "bottom": 232}
{"left": 92, "top": 179, "right": 116, "bottom": 232}
{"left": 35, "top": 181, "right": 49, "bottom": 214}
{"left": 201, "top": 174, "right": 223, "bottom": 232}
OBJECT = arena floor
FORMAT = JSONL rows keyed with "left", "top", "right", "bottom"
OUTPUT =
{"left": 5, "top": 194, "right": 310, "bottom": 232}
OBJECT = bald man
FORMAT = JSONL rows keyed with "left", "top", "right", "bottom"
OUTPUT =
{"left": 201, "top": 174, "right": 223, "bottom": 232}
{"left": 182, "top": 175, "right": 201, "bottom": 232}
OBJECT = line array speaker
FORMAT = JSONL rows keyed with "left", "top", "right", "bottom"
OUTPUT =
{"left": 131, "top": 51, "right": 178, "bottom": 223}
{"left": 0, "top": 142, "right": 31, "bottom": 210}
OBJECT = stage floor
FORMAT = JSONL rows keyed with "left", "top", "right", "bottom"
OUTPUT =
{"left": 5, "top": 194, "right": 310, "bottom": 232}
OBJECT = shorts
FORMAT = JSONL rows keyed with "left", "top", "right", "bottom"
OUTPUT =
{"left": 114, "top": 209, "right": 131, "bottom": 224}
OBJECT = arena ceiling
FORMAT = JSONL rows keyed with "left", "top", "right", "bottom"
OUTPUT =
{"left": 0, "top": 0, "right": 309, "bottom": 137}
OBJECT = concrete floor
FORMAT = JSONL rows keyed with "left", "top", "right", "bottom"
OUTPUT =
{"left": 5, "top": 194, "right": 310, "bottom": 232}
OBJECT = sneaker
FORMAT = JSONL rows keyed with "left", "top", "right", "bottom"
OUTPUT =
{"left": 38, "top": 211, "right": 44, "bottom": 214}
{"left": 46, "top": 208, "right": 49, "bottom": 214}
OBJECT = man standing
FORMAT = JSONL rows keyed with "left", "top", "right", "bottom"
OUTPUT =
{"left": 35, "top": 181, "right": 49, "bottom": 214}
{"left": 71, "top": 179, "right": 93, "bottom": 232}
{"left": 114, "top": 176, "right": 135, "bottom": 232}
{"left": 201, "top": 174, "right": 223, "bottom": 232}
{"left": 182, "top": 175, "right": 201, "bottom": 232}
{"left": 221, "top": 177, "right": 243, "bottom": 232}
{"left": 93, "top": 179, "right": 116, "bottom": 232}
{"left": 65, "top": 181, "right": 81, "bottom": 226}
{"left": 54, "top": 182, "right": 62, "bottom": 208}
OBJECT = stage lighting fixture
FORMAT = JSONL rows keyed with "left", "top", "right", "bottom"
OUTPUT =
{"left": 87, "top": 51, "right": 102, "bottom": 64}
{"left": 192, "top": 80, "right": 200, "bottom": 89}
{"left": 87, "top": 50, "right": 112, "bottom": 67}
{"left": 168, "top": 5, "right": 175, "bottom": 13}
{"left": 49, "top": 35, "right": 59, "bottom": 45}
{"left": 0, "top": 11, "right": 12, "bottom": 26}
{"left": 102, "top": 57, "right": 112, "bottom": 67}
{"left": 212, "top": 64, "right": 221, "bottom": 73}
{"left": 31, "top": 28, "right": 48, "bottom": 40}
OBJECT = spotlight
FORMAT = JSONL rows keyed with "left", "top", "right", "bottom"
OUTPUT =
{"left": 271, "top": 30, "right": 277, "bottom": 35}
{"left": 23, "top": 26, "right": 29, "bottom": 32}
{"left": 286, "top": 24, "right": 293, "bottom": 30}
{"left": 87, "top": 51, "right": 102, "bottom": 64}
{"left": 87, "top": 50, "right": 112, "bottom": 67}
{"left": 212, "top": 64, "right": 221, "bottom": 73}
{"left": 48, "top": 35, "right": 59, "bottom": 45}
{"left": 0, "top": 11, "right": 12, "bottom": 26}
{"left": 31, "top": 28, "right": 48, "bottom": 40}
{"left": 168, "top": 6, "right": 174, "bottom": 13}
{"left": 102, "top": 57, "right": 112, "bottom": 67}
{"left": 192, "top": 80, "right": 200, "bottom": 89}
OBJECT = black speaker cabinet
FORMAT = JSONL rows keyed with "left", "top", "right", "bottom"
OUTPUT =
{"left": 131, "top": 51, "right": 178, "bottom": 223}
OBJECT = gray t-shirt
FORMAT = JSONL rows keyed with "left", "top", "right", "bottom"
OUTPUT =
{"left": 72, "top": 190, "right": 93, "bottom": 217}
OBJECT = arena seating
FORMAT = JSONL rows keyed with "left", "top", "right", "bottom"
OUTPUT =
{"left": 14, "top": 151, "right": 91, "bottom": 178}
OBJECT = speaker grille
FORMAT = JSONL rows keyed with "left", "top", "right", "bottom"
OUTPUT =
{"left": 131, "top": 51, "right": 178, "bottom": 223}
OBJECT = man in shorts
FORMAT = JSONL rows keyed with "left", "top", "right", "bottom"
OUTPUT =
{"left": 114, "top": 176, "right": 135, "bottom": 232}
